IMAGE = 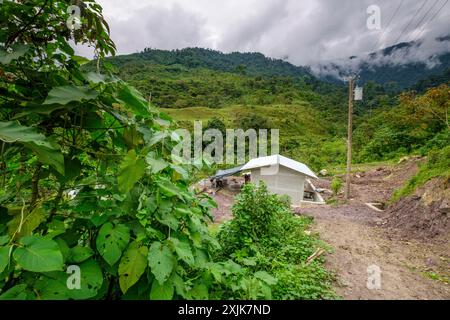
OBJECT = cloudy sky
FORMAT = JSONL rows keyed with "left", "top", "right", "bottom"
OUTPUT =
{"left": 78, "top": 0, "right": 450, "bottom": 66}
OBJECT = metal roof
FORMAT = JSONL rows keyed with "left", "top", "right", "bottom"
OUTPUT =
{"left": 211, "top": 165, "right": 244, "bottom": 179}
{"left": 241, "top": 154, "right": 318, "bottom": 179}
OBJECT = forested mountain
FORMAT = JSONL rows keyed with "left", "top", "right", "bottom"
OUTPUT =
{"left": 314, "top": 38, "right": 450, "bottom": 89}
{"left": 105, "top": 47, "right": 312, "bottom": 78}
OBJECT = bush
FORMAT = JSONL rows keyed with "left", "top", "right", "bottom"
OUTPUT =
{"left": 331, "top": 177, "right": 343, "bottom": 196}
{"left": 215, "top": 183, "right": 337, "bottom": 300}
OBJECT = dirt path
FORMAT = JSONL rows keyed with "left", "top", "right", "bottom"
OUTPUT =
{"left": 298, "top": 159, "right": 449, "bottom": 299}
{"left": 300, "top": 203, "right": 450, "bottom": 300}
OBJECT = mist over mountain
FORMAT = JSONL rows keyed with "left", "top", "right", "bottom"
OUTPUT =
{"left": 103, "top": 35, "right": 450, "bottom": 90}
{"left": 312, "top": 36, "right": 450, "bottom": 88}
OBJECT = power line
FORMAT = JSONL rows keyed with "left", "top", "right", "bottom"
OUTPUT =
{"left": 407, "top": 0, "right": 441, "bottom": 42}
{"left": 392, "top": 0, "right": 428, "bottom": 45}
{"left": 370, "top": 0, "right": 405, "bottom": 53}
{"left": 410, "top": 0, "right": 449, "bottom": 42}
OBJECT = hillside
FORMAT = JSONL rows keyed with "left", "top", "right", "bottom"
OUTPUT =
{"left": 107, "top": 47, "right": 312, "bottom": 78}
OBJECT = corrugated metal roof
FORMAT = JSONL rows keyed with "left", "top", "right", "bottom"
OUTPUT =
{"left": 241, "top": 154, "right": 318, "bottom": 179}
{"left": 211, "top": 165, "right": 244, "bottom": 179}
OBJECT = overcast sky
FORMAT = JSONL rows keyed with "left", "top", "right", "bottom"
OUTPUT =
{"left": 78, "top": 0, "right": 450, "bottom": 66}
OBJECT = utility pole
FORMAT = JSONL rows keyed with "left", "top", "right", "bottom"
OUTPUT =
{"left": 345, "top": 76, "right": 354, "bottom": 201}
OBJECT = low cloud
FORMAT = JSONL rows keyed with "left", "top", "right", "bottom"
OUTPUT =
{"left": 76, "top": 0, "right": 450, "bottom": 68}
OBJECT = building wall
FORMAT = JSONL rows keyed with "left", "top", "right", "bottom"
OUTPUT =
{"left": 251, "top": 165, "right": 306, "bottom": 205}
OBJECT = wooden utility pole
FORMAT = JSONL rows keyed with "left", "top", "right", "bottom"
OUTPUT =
{"left": 345, "top": 76, "right": 354, "bottom": 201}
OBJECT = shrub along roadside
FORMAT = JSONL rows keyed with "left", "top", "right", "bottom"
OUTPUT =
{"left": 214, "top": 183, "right": 337, "bottom": 300}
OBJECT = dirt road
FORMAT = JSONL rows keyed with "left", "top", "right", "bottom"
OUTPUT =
{"left": 300, "top": 203, "right": 449, "bottom": 299}
{"left": 298, "top": 159, "right": 449, "bottom": 300}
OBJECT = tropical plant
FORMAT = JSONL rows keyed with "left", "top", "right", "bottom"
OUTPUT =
{"left": 0, "top": 0, "right": 269, "bottom": 300}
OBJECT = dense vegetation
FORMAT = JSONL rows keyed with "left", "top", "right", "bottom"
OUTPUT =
{"left": 0, "top": 0, "right": 339, "bottom": 300}
{"left": 215, "top": 183, "right": 336, "bottom": 299}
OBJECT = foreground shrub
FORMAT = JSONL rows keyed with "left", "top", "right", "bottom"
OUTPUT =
{"left": 216, "top": 183, "right": 337, "bottom": 300}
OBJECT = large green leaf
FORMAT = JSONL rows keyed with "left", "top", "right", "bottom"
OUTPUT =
{"left": 170, "top": 238, "right": 195, "bottom": 267}
{"left": 118, "top": 242, "right": 148, "bottom": 293}
{"left": 145, "top": 153, "right": 168, "bottom": 174}
{"left": 13, "top": 236, "right": 63, "bottom": 272}
{"left": 150, "top": 279, "right": 174, "bottom": 300}
{"left": 43, "top": 85, "right": 98, "bottom": 105}
{"left": 7, "top": 206, "right": 46, "bottom": 239}
{"left": 96, "top": 222, "right": 130, "bottom": 266}
{"left": 36, "top": 259, "right": 103, "bottom": 300}
{"left": 0, "top": 245, "right": 11, "bottom": 273}
{"left": 69, "top": 259, "right": 104, "bottom": 300}
{"left": 0, "top": 121, "right": 64, "bottom": 174}
{"left": 0, "top": 284, "right": 28, "bottom": 300}
{"left": 67, "top": 245, "right": 94, "bottom": 264}
{"left": 148, "top": 242, "right": 175, "bottom": 285}
{"left": 0, "top": 44, "right": 29, "bottom": 64}
{"left": 117, "top": 85, "right": 150, "bottom": 116}
{"left": 118, "top": 150, "right": 146, "bottom": 193}
{"left": 0, "top": 121, "right": 54, "bottom": 146}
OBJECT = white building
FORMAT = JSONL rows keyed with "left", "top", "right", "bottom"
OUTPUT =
{"left": 212, "top": 154, "right": 323, "bottom": 206}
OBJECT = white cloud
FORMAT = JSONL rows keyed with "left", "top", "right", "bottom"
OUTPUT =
{"left": 76, "top": 0, "right": 450, "bottom": 67}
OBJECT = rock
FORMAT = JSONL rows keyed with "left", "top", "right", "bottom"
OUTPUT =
{"left": 319, "top": 169, "right": 328, "bottom": 176}
{"left": 398, "top": 156, "right": 409, "bottom": 164}
{"left": 438, "top": 200, "right": 450, "bottom": 214}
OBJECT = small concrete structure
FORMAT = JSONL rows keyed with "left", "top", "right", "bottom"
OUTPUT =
{"left": 211, "top": 155, "right": 323, "bottom": 206}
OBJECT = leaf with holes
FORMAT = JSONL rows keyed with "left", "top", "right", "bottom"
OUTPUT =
{"left": 148, "top": 242, "right": 175, "bottom": 285}
{"left": 96, "top": 222, "right": 130, "bottom": 266}
{"left": 118, "top": 242, "right": 148, "bottom": 294}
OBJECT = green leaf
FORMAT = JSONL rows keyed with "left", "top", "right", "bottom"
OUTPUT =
{"left": 118, "top": 150, "right": 146, "bottom": 194}
{"left": 96, "top": 222, "right": 130, "bottom": 266}
{"left": 190, "top": 283, "right": 209, "bottom": 299}
{"left": 0, "top": 44, "right": 29, "bottom": 64}
{"left": 0, "top": 284, "right": 28, "bottom": 300}
{"left": 148, "top": 242, "right": 175, "bottom": 285}
{"left": 0, "top": 121, "right": 64, "bottom": 174}
{"left": 0, "top": 121, "right": 54, "bottom": 146}
{"left": 0, "top": 235, "right": 9, "bottom": 246}
{"left": 7, "top": 206, "right": 46, "bottom": 239}
{"left": 69, "top": 259, "right": 104, "bottom": 299}
{"left": 67, "top": 245, "right": 94, "bottom": 264}
{"left": 37, "top": 259, "right": 103, "bottom": 300}
{"left": 72, "top": 55, "right": 90, "bottom": 65}
{"left": 170, "top": 238, "right": 195, "bottom": 267}
{"left": 0, "top": 245, "right": 11, "bottom": 273}
{"left": 27, "top": 142, "right": 65, "bottom": 175}
{"left": 43, "top": 85, "right": 98, "bottom": 105}
{"left": 150, "top": 280, "right": 174, "bottom": 300}
{"left": 13, "top": 236, "right": 63, "bottom": 272}
{"left": 157, "top": 179, "right": 182, "bottom": 198}
{"left": 254, "top": 271, "right": 277, "bottom": 286}
{"left": 117, "top": 85, "right": 150, "bottom": 116}
{"left": 118, "top": 242, "right": 148, "bottom": 294}
{"left": 145, "top": 153, "right": 168, "bottom": 174}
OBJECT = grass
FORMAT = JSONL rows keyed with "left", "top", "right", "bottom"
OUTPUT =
{"left": 391, "top": 146, "right": 450, "bottom": 202}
